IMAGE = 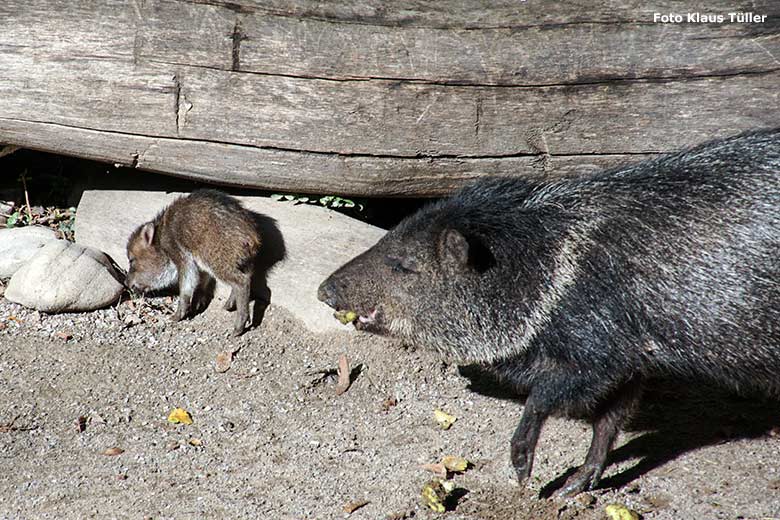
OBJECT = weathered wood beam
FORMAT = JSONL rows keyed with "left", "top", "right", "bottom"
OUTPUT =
{"left": 0, "top": 0, "right": 778, "bottom": 196}
{"left": 0, "top": 118, "right": 655, "bottom": 196}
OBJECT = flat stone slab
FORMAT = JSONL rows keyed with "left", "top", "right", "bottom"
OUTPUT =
{"left": 5, "top": 240, "right": 124, "bottom": 312}
{"left": 0, "top": 226, "right": 59, "bottom": 278}
{"left": 75, "top": 188, "right": 386, "bottom": 333}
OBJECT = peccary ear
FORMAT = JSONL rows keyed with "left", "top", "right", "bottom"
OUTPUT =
{"left": 439, "top": 228, "right": 470, "bottom": 269}
{"left": 140, "top": 222, "right": 155, "bottom": 245}
{"left": 439, "top": 228, "right": 496, "bottom": 272}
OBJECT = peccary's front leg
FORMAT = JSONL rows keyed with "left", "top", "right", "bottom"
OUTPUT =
{"left": 511, "top": 393, "right": 550, "bottom": 484}
{"left": 173, "top": 255, "right": 199, "bottom": 322}
{"left": 556, "top": 384, "right": 642, "bottom": 497}
{"left": 223, "top": 289, "right": 237, "bottom": 311}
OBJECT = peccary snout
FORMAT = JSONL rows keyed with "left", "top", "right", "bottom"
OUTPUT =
{"left": 317, "top": 279, "right": 339, "bottom": 308}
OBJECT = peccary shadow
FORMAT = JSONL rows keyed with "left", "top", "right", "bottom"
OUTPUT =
{"left": 248, "top": 212, "right": 286, "bottom": 328}
{"left": 458, "top": 365, "right": 780, "bottom": 496}
{"left": 595, "top": 382, "right": 780, "bottom": 493}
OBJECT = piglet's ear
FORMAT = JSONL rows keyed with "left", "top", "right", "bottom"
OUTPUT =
{"left": 439, "top": 228, "right": 469, "bottom": 269}
{"left": 141, "top": 222, "right": 155, "bottom": 245}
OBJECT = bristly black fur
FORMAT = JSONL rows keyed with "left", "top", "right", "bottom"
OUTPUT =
{"left": 319, "top": 127, "right": 780, "bottom": 495}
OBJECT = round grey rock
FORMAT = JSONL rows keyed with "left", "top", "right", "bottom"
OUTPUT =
{"left": 5, "top": 240, "right": 124, "bottom": 312}
{"left": 0, "top": 226, "right": 59, "bottom": 279}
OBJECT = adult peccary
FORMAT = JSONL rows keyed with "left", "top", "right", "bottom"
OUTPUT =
{"left": 318, "top": 128, "right": 780, "bottom": 496}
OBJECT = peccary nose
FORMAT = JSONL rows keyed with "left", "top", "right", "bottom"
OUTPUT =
{"left": 125, "top": 273, "right": 140, "bottom": 292}
{"left": 317, "top": 279, "right": 338, "bottom": 308}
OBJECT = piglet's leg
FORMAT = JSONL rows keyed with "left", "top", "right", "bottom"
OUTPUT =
{"left": 223, "top": 289, "right": 237, "bottom": 311}
{"left": 229, "top": 274, "right": 252, "bottom": 336}
{"left": 556, "top": 385, "right": 642, "bottom": 497}
{"left": 173, "top": 255, "right": 200, "bottom": 322}
{"left": 511, "top": 393, "right": 549, "bottom": 484}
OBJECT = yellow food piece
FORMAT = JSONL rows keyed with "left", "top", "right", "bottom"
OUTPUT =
{"left": 334, "top": 310, "right": 358, "bottom": 325}
{"left": 605, "top": 504, "right": 640, "bottom": 520}
{"left": 441, "top": 455, "right": 469, "bottom": 472}
{"left": 421, "top": 479, "right": 454, "bottom": 513}
{"left": 433, "top": 409, "right": 457, "bottom": 430}
{"left": 167, "top": 407, "right": 193, "bottom": 425}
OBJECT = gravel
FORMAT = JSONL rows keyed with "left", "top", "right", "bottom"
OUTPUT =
{"left": 0, "top": 294, "right": 779, "bottom": 519}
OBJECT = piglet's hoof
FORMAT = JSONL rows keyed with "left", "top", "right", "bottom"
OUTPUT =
{"left": 230, "top": 326, "right": 242, "bottom": 337}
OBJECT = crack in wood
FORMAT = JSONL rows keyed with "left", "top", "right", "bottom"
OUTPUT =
{"left": 178, "top": 0, "right": 669, "bottom": 30}
{"left": 231, "top": 18, "right": 245, "bottom": 72}
{"left": 0, "top": 116, "right": 662, "bottom": 160}
{"left": 173, "top": 75, "right": 182, "bottom": 136}
{"left": 474, "top": 94, "right": 483, "bottom": 142}
{"left": 145, "top": 58, "right": 780, "bottom": 89}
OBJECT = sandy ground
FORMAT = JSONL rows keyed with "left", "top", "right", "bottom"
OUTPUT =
{"left": 1, "top": 291, "right": 779, "bottom": 520}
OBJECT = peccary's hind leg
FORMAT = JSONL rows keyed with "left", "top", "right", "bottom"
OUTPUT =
{"left": 511, "top": 393, "right": 550, "bottom": 484}
{"left": 556, "top": 384, "right": 642, "bottom": 497}
{"left": 229, "top": 274, "right": 251, "bottom": 336}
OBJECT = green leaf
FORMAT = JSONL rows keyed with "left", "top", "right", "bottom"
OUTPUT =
{"left": 6, "top": 212, "right": 19, "bottom": 228}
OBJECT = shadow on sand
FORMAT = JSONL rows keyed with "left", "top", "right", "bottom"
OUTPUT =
{"left": 458, "top": 364, "right": 780, "bottom": 497}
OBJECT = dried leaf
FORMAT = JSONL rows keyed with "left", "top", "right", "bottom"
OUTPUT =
{"left": 605, "top": 504, "right": 640, "bottom": 520}
{"left": 75, "top": 416, "right": 87, "bottom": 433}
{"left": 433, "top": 409, "right": 456, "bottom": 430}
{"left": 441, "top": 455, "right": 469, "bottom": 473}
{"left": 188, "top": 438, "right": 203, "bottom": 447}
{"left": 123, "top": 314, "right": 142, "bottom": 327}
{"left": 102, "top": 447, "right": 124, "bottom": 456}
{"left": 215, "top": 351, "right": 233, "bottom": 373}
{"left": 55, "top": 331, "right": 72, "bottom": 341}
{"left": 381, "top": 397, "right": 398, "bottom": 412}
{"left": 342, "top": 500, "right": 369, "bottom": 514}
{"left": 335, "top": 354, "right": 351, "bottom": 395}
{"left": 421, "top": 463, "right": 447, "bottom": 478}
{"left": 167, "top": 407, "right": 193, "bottom": 425}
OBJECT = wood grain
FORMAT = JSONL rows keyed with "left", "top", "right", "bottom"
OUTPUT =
{"left": 0, "top": 0, "right": 778, "bottom": 196}
{"left": 0, "top": 118, "right": 656, "bottom": 196}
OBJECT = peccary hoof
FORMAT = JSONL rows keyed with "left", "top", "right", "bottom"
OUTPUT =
{"left": 555, "top": 466, "right": 599, "bottom": 497}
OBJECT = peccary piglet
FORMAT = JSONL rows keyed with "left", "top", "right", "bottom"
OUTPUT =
{"left": 126, "top": 189, "right": 262, "bottom": 336}
{"left": 319, "top": 128, "right": 780, "bottom": 496}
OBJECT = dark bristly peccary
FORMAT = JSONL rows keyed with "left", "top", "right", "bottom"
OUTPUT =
{"left": 318, "top": 128, "right": 780, "bottom": 496}
{"left": 126, "top": 189, "right": 262, "bottom": 336}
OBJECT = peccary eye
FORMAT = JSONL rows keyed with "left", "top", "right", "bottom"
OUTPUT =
{"left": 384, "top": 256, "right": 418, "bottom": 274}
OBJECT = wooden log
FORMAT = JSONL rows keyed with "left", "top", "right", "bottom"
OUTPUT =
{"left": 0, "top": 0, "right": 778, "bottom": 196}
{"left": 0, "top": 118, "right": 655, "bottom": 196}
